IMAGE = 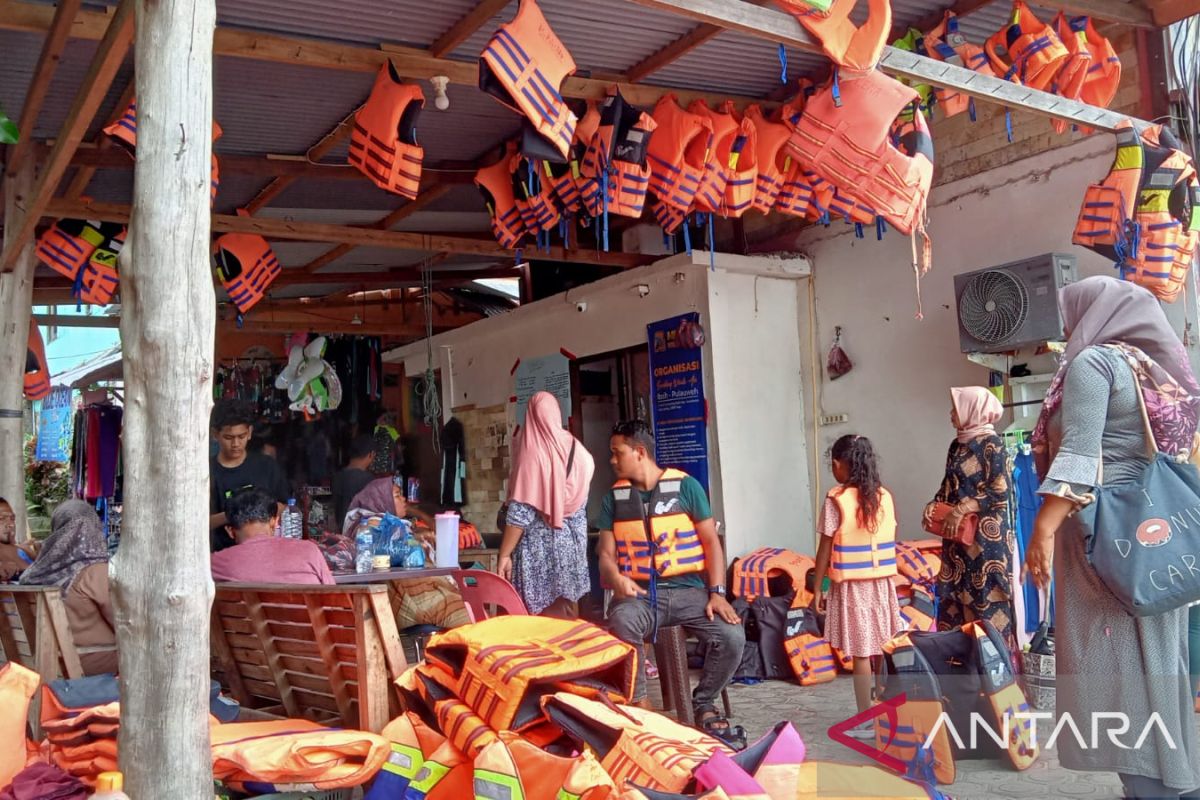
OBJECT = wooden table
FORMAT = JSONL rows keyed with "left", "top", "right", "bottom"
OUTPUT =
{"left": 333, "top": 566, "right": 461, "bottom": 584}
{"left": 459, "top": 547, "right": 499, "bottom": 573}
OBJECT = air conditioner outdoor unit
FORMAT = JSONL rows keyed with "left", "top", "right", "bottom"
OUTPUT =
{"left": 954, "top": 253, "right": 1078, "bottom": 354}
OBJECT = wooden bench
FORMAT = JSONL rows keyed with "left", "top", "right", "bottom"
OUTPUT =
{"left": 0, "top": 584, "right": 94, "bottom": 681}
{"left": 210, "top": 583, "right": 409, "bottom": 733}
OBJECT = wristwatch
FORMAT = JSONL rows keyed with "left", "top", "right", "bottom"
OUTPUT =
{"left": 708, "top": 585, "right": 726, "bottom": 597}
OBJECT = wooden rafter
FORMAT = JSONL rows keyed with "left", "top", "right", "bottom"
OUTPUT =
{"left": 0, "top": 0, "right": 133, "bottom": 271}
{"left": 623, "top": 0, "right": 769, "bottom": 83}
{"left": 5, "top": 0, "right": 82, "bottom": 178}
{"left": 42, "top": 198, "right": 652, "bottom": 268}
{"left": 429, "top": 0, "right": 511, "bottom": 57}
{"left": 630, "top": 0, "right": 1153, "bottom": 132}
{"left": 63, "top": 79, "right": 134, "bottom": 199}
{"left": 1021, "top": 0, "right": 1153, "bottom": 26}
{"left": 245, "top": 108, "right": 360, "bottom": 214}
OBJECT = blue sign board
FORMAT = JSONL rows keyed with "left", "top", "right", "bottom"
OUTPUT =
{"left": 36, "top": 387, "right": 74, "bottom": 463}
{"left": 646, "top": 313, "right": 709, "bottom": 492}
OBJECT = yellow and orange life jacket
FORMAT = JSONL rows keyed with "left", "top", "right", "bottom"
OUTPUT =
{"left": 479, "top": 0, "right": 578, "bottom": 160}
{"left": 542, "top": 692, "right": 732, "bottom": 793}
{"left": 420, "top": 617, "right": 636, "bottom": 733}
{"left": 24, "top": 320, "right": 51, "bottom": 401}
{"left": 1073, "top": 121, "right": 1200, "bottom": 302}
{"left": 476, "top": 142, "right": 528, "bottom": 249}
{"left": 0, "top": 664, "right": 39, "bottom": 789}
{"left": 1051, "top": 14, "right": 1120, "bottom": 135}
{"left": 985, "top": 1, "right": 1069, "bottom": 91}
{"left": 546, "top": 101, "right": 601, "bottom": 216}
{"left": 348, "top": 61, "right": 425, "bottom": 199}
{"left": 104, "top": 99, "right": 221, "bottom": 206}
{"left": 368, "top": 712, "right": 445, "bottom": 798}
{"left": 612, "top": 467, "right": 707, "bottom": 581}
{"left": 920, "top": 11, "right": 996, "bottom": 119}
{"left": 404, "top": 737, "right": 473, "bottom": 799}
{"left": 511, "top": 150, "right": 562, "bottom": 233}
{"left": 774, "top": 0, "right": 892, "bottom": 72}
{"left": 745, "top": 105, "right": 794, "bottom": 214}
{"left": 826, "top": 485, "right": 898, "bottom": 582}
{"left": 648, "top": 95, "right": 713, "bottom": 233}
{"left": 212, "top": 226, "right": 281, "bottom": 314}
{"left": 788, "top": 68, "right": 934, "bottom": 258}
{"left": 473, "top": 731, "right": 618, "bottom": 800}
{"left": 36, "top": 217, "right": 126, "bottom": 306}
{"left": 580, "top": 89, "right": 658, "bottom": 219}
{"left": 687, "top": 100, "right": 757, "bottom": 218}
{"left": 731, "top": 547, "right": 815, "bottom": 609}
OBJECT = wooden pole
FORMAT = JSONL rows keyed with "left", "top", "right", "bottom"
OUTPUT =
{"left": 111, "top": 0, "right": 216, "bottom": 796}
{"left": 0, "top": 161, "right": 36, "bottom": 543}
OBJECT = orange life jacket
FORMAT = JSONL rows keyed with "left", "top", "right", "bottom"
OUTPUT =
{"left": 687, "top": 100, "right": 757, "bottom": 218}
{"left": 789, "top": 68, "right": 934, "bottom": 254}
{"left": 473, "top": 731, "right": 618, "bottom": 800}
{"left": 212, "top": 227, "right": 281, "bottom": 314}
{"left": 774, "top": 94, "right": 834, "bottom": 221}
{"left": 827, "top": 186, "right": 878, "bottom": 226}
{"left": 348, "top": 61, "right": 425, "bottom": 199}
{"left": 1073, "top": 121, "right": 1200, "bottom": 302}
{"left": 36, "top": 217, "right": 127, "bottom": 306}
{"left": 831, "top": 644, "right": 855, "bottom": 672}
{"left": 731, "top": 547, "right": 815, "bottom": 609}
{"left": 433, "top": 696, "right": 499, "bottom": 758}
{"left": 479, "top": 0, "right": 578, "bottom": 159}
{"left": 0, "top": 664, "right": 39, "bottom": 789}
{"left": 895, "top": 541, "right": 940, "bottom": 588}
{"left": 511, "top": 151, "right": 562, "bottom": 233}
{"left": 420, "top": 617, "right": 636, "bottom": 733}
{"left": 24, "top": 320, "right": 51, "bottom": 401}
{"left": 985, "top": 1, "right": 1069, "bottom": 91}
{"left": 897, "top": 583, "right": 937, "bottom": 632}
{"left": 580, "top": 89, "right": 657, "bottom": 219}
{"left": 546, "top": 102, "right": 601, "bottom": 216}
{"left": 476, "top": 142, "right": 528, "bottom": 249}
{"left": 612, "top": 468, "right": 707, "bottom": 581}
{"left": 774, "top": 0, "right": 892, "bottom": 72}
{"left": 744, "top": 105, "right": 794, "bottom": 214}
{"left": 782, "top": 606, "right": 838, "bottom": 685}
{"left": 404, "top": 737, "right": 473, "bottom": 799}
{"left": 648, "top": 95, "right": 713, "bottom": 233}
{"left": 1051, "top": 14, "right": 1120, "bottom": 135}
{"left": 921, "top": 11, "right": 996, "bottom": 119}
{"left": 542, "top": 692, "right": 732, "bottom": 793}
{"left": 80, "top": 226, "right": 123, "bottom": 306}
{"left": 826, "top": 485, "right": 898, "bottom": 582}
{"left": 368, "top": 712, "right": 445, "bottom": 798}
{"left": 210, "top": 719, "right": 390, "bottom": 792}
{"left": 103, "top": 99, "right": 221, "bottom": 206}
{"left": 967, "top": 621, "right": 1039, "bottom": 772}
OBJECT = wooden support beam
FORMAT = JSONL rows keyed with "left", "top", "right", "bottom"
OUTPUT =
{"left": 429, "top": 0, "right": 510, "bottom": 57}
{"left": 5, "top": 0, "right": 83, "bottom": 178}
{"left": 628, "top": 0, "right": 1152, "bottom": 133}
{"left": 1025, "top": 0, "right": 1154, "bottom": 26}
{"left": 41, "top": 198, "right": 653, "bottom": 268}
{"left": 624, "top": 0, "right": 769, "bottom": 83}
{"left": 63, "top": 79, "right": 134, "bottom": 199}
{"left": 0, "top": 0, "right": 133, "bottom": 271}
{"left": 245, "top": 108, "right": 360, "bottom": 213}
{"left": 32, "top": 313, "right": 120, "bottom": 328}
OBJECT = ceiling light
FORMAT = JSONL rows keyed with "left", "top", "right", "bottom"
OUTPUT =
{"left": 430, "top": 76, "right": 450, "bottom": 111}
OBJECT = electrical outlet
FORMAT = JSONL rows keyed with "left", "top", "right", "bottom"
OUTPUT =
{"left": 820, "top": 413, "right": 849, "bottom": 426}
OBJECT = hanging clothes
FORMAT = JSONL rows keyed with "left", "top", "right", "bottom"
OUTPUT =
{"left": 440, "top": 417, "right": 466, "bottom": 508}
{"left": 1012, "top": 446, "right": 1051, "bottom": 635}
{"left": 71, "top": 405, "right": 122, "bottom": 503}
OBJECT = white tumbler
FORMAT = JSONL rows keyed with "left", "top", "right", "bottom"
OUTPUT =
{"left": 434, "top": 512, "right": 460, "bottom": 568}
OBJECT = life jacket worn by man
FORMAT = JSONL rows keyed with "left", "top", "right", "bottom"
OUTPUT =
{"left": 599, "top": 420, "right": 747, "bottom": 750}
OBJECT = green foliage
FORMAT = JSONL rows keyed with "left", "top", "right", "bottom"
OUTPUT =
{"left": 24, "top": 438, "right": 70, "bottom": 517}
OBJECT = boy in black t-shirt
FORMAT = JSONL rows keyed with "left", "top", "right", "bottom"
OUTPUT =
{"left": 209, "top": 399, "right": 290, "bottom": 551}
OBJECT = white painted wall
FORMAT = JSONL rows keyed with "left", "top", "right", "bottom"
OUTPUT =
{"left": 763, "top": 134, "right": 1200, "bottom": 544}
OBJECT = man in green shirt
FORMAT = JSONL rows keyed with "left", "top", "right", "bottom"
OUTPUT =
{"left": 597, "top": 420, "right": 745, "bottom": 749}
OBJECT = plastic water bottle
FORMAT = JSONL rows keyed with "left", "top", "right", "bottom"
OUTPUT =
{"left": 93, "top": 772, "right": 132, "bottom": 799}
{"left": 355, "top": 528, "right": 374, "bottom": 574}
{"left": 282, "top": 498, "right": 303, "bottom": 539}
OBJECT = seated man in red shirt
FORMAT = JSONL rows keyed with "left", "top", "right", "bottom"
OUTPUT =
{"left": 211, "top": 488, "right": 334, "bottom": 585}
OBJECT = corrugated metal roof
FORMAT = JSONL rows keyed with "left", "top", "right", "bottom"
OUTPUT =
{"left": 651, "top": 31, "right": 826, "bottom": 98}
{"left": 215, "top": 0, "right": 477, "bottom": 49}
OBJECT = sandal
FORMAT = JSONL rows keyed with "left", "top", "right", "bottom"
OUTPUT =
{"left": 645, "top": 658, "right": 659, "bottom": 679}
{"left": 695, "top": 704, "right": 747, "bottom": 751}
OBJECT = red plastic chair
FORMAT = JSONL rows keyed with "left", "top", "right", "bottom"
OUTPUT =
{"left": 454, "top": 569, "right": 529, "bottom": 621}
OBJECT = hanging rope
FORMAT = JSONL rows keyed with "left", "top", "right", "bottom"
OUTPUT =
{"left": 416, "top": 259, "right": 442, "bottom": 454}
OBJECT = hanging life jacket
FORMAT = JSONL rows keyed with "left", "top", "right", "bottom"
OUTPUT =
{"left": 1072, "top": 121, "right": 1200, "bottom": 302}
{"left": 419, "top": 617, "right": 636, "bottom": 733}
{"left": 36, "top": 217, "right": 127, "bottom": 306}
{"left": 580, "top": 89, "right": 658, "bottom": 219}
{"left": 826, "top": 485, "right": 898, "bottom": 582}
{"left": 920, "top": 11, "right": 997, "bottom": 119}
{"left": 479, "top": 0, "right": 578, "bottom": 159}
{"left": 611, "top": 467, "right": 707, "bottom": 581}
{"left": 511, "top": 149, "right": 563, "bottom": 234}
{"left": 687, "top": 100, "right": 757, "bottom": 218}
{"left": 476, "top": 141, "right": 529, "bottom": 249}
{"left": 891, "top": 28, "right": 935, "bottom": 121}
{"left": 774, "top": 0, "right": 892, "bottom": 72}
{"left": 542, "top": 692, "right": 732, "bottom": 793}
{"left": 1050, "top": 14, "right": 1121, "bottom": 133}
{"left": 103, "top": 99, "right": 221, "bottom": 206}
{"left": 212, "top": 225, "right": 282, "bottom": 314}
{"left": 24, "top": 319, "right": 51, "bottom": 401}
{"left": 648, "top": 94, "right": 713, "bottom": 234}
{"left": 783, "top": 606, "right": 838, "bottom": 685}
{"left": 731, "top": 547, "right": 815, "bottom": 608}
{"left": 546, "top": 101, "right": 601, "bottom": 217}
{"left": 348, "top": 60, "right": 425, "bottom": 199}
{"left": 773, "top": 92, "right": 834, "bottom": 221}
{"left": 984, "top": 1, "right": 1070, "bottom": 91}
{"left": 745, "top": 105, "right": 795, "bottom": 214}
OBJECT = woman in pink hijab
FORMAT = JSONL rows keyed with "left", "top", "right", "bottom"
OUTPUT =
{"left": 499, "top": 391, "right": 595, "bottom": 618}
{"left": 923, "top": 385, "right": 1016, "bottom": 648}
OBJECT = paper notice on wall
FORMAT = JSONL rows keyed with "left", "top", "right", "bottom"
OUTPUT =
{"left": 513, "top": 352, "right": 571, "bottom": 427}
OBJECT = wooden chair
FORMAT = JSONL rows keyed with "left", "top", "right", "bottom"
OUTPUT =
{"left": 0, "top": 584, "right": 98, "bottom": 681}
{"left": 210, "top": 583, "right": 409, "bottom": 733}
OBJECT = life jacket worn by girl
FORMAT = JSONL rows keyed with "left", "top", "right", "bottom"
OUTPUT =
{"left": 648, "top": 95, "right": 713, "bottom": 233}
{"left": 419, "top": 617, "right": 636, "bottom": 733}
{"left": 687, "top": 100, "right": 757, "bottom": 218}
{"left": 542, "top": 692, "right": 732, "bottom": 793}
{"left": 104, "top": 99, "right": 222, "bottom": 206}
{"left": 1072, "top": 121, "right": 1200, "bottom": 302}
{"left": 479, "top": 0, "right": 578, "bottom": 159}
{"left": 745, "top": 105, "right": 794, "bottom": 214}
{"left": 788, "top": 69, "right": 934, "bottom": 271}
{"left": 826, "top": 485, "right": 898, "bottom": 582}
{"left": 580, "top": 89, "right": 657, "bottom": 219}
{"left": 731, "top": 547, "right": 815, "bottom": 608}
{"left": 774, "top": 0, "right": 892, "bottom": 72}
{"left": 0, "top": 664, "right": 39, "bottom": 789}
{"left": 212, "top": 225, "right": 282, "bottom": 314}
{"left": 612, "top": 467, "right": 706, "bottom": 581}
{"left": 546, "top": 101, "right": 601, "bottom": 216}
{"left": 984, "top": 1, "right": 1069, "bottom": 91}
{"left": 782, "top": 606, "right": 838, "bottom": 685}
{"left": 24, "top": 320, "right": 51, "bottom": 401}
{"left": 348, "top": 60, "right": 425, "bottom": 199}
{"left": 473, "top": 731, "right": 618, "bottom": 800}
{"left": 476, "top": 142, "right": 528, "bottom": 248}
{"left": 920, "top": 11, "right": 996, "bottom": 119}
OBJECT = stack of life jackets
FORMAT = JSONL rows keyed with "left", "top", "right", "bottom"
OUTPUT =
{"left": 1048, "top": 12, "right": 1121, "bottom": 134}
{"left": 916, "top": 11, "right": 995, "bottom": 121}
{"left": 211, "top": 220, "right": 283, "bottom": 314}
{"left": 984, "top": 1, "right": 1069, "bottom": 92}
{"left": 348, "top": 61, "right": 425, "bottom": 199}
{"left": 24, "top": 320, "right": 50, "bottom": 401}
{"left": 40, "top": 702, "right": 120, "bottom": 788}
{"left": 875, "top": 620, "right": 1039, "bottom": 786}
{"left": 35, "top": 217, "right": 126, "bottom": 307}
{"left": 104, "top": 99, "right": 222, "bottom": 207}
{"left": 1072, "top": 120, "right": 1200, "bottom": 302}
{"left": 894, "top": 539, "right": 942, "bottom": 632}
{"left": 0, "top": 664, "right": 39, "bottom": 790}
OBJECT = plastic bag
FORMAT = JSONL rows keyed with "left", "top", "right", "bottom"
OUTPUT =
{"left": 826, "top": 326, "right": 852, "bottom": 380}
